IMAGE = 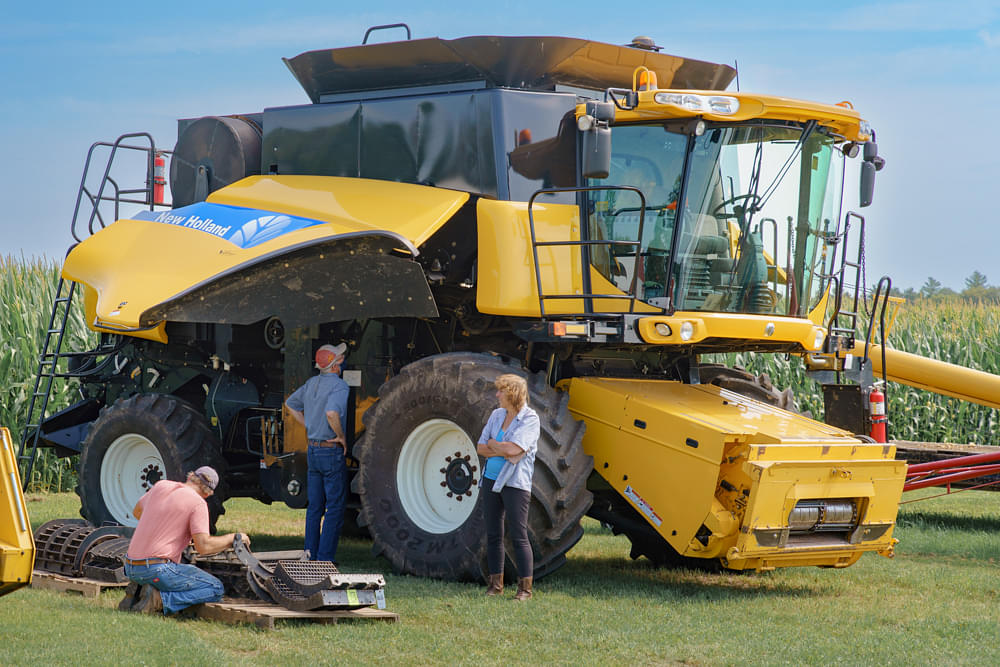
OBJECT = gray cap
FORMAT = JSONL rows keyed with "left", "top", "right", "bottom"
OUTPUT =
{"left": 193, "top": 466, "right": 219, "bottom": 491}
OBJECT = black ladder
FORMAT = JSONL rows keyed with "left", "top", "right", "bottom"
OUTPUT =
{"left": 16, "top": 279, "right": 77, "bottom": 486}
{"left": 825, "top": 211, "right": 867, "bottom": 347}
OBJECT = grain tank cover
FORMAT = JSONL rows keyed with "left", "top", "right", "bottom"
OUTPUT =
{"left": 284, "top": 35, "right": 736, "bottom": 103}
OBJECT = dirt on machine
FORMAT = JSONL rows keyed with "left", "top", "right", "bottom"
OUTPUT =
{"left": 17, "top": 26, "right": 948, "bottom": 583}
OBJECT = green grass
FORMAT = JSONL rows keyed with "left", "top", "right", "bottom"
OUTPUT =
{"left": 4, "top": 490, "right": 999, "bottom": 666}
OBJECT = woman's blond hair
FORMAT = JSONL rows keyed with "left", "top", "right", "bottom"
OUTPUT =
{"left": 495, "top": 374, "right": 528, "bottom": 412}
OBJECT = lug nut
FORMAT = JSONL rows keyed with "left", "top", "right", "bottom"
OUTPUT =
{"left": 445, "top": 456, "right": 452, "bottom": 462}
{"left": 440, "top": 468, "right": 447, "bottom": 473}
{"left": 456, "top": 495, "right": 463, "bottom": 501}
{"left": 454, "top": 451, "right": 461, "bottom": 458}
{"left": 447, "top": 492, "right": 453, "bottom": 497}
{"left": 440, "top": 482, "right": 447, "bottom": 487}
{"left": 463, "top": 454, "right": 471, "bottom": 461}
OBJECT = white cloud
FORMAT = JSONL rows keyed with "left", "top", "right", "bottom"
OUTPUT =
{"left": 980, "top": 29, "right": 1000, "bottom": 47}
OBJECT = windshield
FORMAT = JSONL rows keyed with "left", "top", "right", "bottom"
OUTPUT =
{"left": 587, "top": 122, "right": 844, "bottom": 317}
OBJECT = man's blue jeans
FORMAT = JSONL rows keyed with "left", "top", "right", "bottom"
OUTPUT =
{"left": 305, "top": 444, "right": 348, "bottom": 562}
{"left": 124, "top": 561, "right": 224, "bottom": 614}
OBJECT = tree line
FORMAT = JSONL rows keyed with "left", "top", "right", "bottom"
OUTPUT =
{"left": 888, "top": 271, "right": 1000, "bottom": 301}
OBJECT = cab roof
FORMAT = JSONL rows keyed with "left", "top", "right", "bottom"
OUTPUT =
{"left": 284, "top": 35, "right": 737, "bottom": 103}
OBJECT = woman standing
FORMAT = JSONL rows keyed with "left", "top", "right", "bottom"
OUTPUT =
{"left": 477, "top": 373, "right": 540, "bottom": 601}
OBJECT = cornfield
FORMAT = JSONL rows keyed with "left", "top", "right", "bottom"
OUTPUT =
{"left": 3, "top": 254, "right": 1000, "bottom": 493}
{"left": 1, "top": 254, "right": 95, "bottom": 492}
{"left": 719, "top": 298, "right": 1000, "bottom": 446}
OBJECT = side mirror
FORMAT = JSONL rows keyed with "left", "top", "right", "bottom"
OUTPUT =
{"left": 581, "top": 126, "right": 611, "bottom": 179}
{"left": 860, "top": 161, "right": 876, "bottom": 207}
{"left": 580, "top": 102, "right": 613, "bottom": 179}
{"left": 858, "top": 141, "right": 885, "bottom": 208}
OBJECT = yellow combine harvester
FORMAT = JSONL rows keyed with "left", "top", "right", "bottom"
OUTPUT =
{"left": 1, "top": 428, "right": 33, "bottom": 595}
{"left": 19, "top": 28, "right": 905, "bottom": 580}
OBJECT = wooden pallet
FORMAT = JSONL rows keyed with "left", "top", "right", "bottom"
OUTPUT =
{"left": 30, "top": 570, "right": 129, "bottom": 598}
{"left": 194, "top": 599, "right": 399, "bottom": 630}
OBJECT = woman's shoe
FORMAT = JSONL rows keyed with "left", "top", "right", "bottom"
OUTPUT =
{"left": 485, "top": 573, "right": 504, "bottom": 596}
{"left": 513, "top": 577, "right": 532, "bottom": 601}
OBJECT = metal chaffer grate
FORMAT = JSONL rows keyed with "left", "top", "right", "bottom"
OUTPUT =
{"left": 273, "top": 560, "right": 385, "bottom": 595}
{"left": 263, "top": 566, "right": 378, "bottom": 611}
{"left": 81, "top": 536, "right": 130, "bottom": 582}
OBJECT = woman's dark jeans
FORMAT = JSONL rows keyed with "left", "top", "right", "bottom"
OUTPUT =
{"left": 482, "top": 477, "right": 533, "bottom": 577}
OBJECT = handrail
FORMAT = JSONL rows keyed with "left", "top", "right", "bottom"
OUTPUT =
{"left": 70, "top": 133, "right": 170, "bottom": 243}
{"left": 527, "top": 186, "right": 649, "bottom": 318}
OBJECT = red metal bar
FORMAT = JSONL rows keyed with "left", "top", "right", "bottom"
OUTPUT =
{"left": 903, "top": 464, "right": 1000, "bottom": 492}
{"left": 905, "top": 449, "right": 1000, "bottom": 474}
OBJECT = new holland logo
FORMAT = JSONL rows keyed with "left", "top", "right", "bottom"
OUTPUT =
{"left": 135, "top": 202, "right": 325, "bottom": 248}
{"left": 229, "top": 215, "right": 293, "bottom": 248}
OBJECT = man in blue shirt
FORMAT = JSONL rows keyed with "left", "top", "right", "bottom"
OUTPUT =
{"left": 285, "top": 343, "right": 350, "bottom": 563}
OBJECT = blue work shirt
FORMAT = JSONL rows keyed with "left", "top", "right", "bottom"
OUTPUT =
{"left": 478, "top": 405, "right": 539, "bottom": 492}
{"left": 285, "top": 372, "right": 349, "bottom": 442}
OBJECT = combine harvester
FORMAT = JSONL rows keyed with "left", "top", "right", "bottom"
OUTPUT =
{"left": 15, "top": 25, "right": 991, "bottom": 583}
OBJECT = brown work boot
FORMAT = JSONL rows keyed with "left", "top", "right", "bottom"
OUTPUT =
{"left": 133, "top": 585, "right": 163, "bottom": 614}
{"left": 513, "top": 577, "right": 532, "bottom": 601}
{"left": 118, "top": 581, "right": 141, "bottom": 611}
{"left": 485, "top": 573, "right": 504, "bottom": 596}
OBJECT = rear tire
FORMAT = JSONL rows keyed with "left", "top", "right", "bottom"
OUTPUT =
{"left": 77, "top": 394, "right": 227, "bottom": 529}
{"left": 355, "top": 352, "right": 592, "bottom": 581}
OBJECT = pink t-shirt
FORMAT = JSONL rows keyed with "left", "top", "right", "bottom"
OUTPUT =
{"left": 126, "top": 480, "right": 210, "bottom": 563}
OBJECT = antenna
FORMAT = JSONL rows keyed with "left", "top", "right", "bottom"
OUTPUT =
{"left": 734, "top": 59, "right": 740, "bottom": 92}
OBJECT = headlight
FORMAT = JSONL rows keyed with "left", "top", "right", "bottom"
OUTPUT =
{"left": 858, "top": 119, "right": 873, "bottom": 141}
{"left": 654, "top": 92, "right": 740, "bottom": 115}
{"left": 654, "top": 323, "right": 672, "bottom": 337}
{"left": 679, "top": 321, "right": 694, "bottom": 341}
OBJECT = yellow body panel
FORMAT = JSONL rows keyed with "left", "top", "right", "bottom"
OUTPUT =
{"left": 566, "top": 378, "right": 904, "bottom": 570}
{"left": 62, "top": 176, "right": 468, "bottom": 340}
{"left": 852, "top": 341, "right": 1000, "bottom": 410}
{"left": 476, "top": 199, "right": 658, "bottom": 316}
{"left": 207, "top": 175, "right": 469, "bottom": 248}
{"left": 636, "top": 312, "right": 826, "bottom": 351}
{"left": 605, "top": 90, "right": 870, "bottom": 143}
{"left": 0, "top": 428, "right": 33, "bottom": 596}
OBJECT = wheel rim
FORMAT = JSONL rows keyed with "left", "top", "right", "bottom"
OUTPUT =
{"left": 396, "top": 419, "right": 479, "bottom": 533}
{"left": 101, "top": 433, "right": 165, "bottom": 526}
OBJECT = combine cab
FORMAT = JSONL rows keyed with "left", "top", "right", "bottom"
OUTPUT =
{"left": 20, "top": 28, "right": 905, "bottom": 580}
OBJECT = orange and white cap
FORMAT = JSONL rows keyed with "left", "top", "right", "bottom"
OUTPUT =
{"left": 315, "top": 343, "right": 347, "bottom": 370}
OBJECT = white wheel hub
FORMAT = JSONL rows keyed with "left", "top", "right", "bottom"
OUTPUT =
{"left": 396, "top": 418, "right": 479, "bottom": 533}
{"left": 101, "top": 433, "right": 165, "bottom": 527}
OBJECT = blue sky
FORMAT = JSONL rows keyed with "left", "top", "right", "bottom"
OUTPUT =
{"left": 3, "top": 1, "right": 999, "bottom": 291}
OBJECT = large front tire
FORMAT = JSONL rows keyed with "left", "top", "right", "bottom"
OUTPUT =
{"left": 355, "top": 353, "right": 592, "bottom": 582}
{"left": 77, "top": 394, "right": 227, "bottom": 528}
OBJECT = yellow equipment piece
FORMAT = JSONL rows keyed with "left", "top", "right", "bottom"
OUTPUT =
{"left": 476, "top": 199, "right": 660, "bottom": 316}
{"left": 0, "top": 428, "right": 33, "bottom": 596}
{"left": 62, "top": 176, "right": 469, "bottom": 342}
{"left": 566, "top": 378, "right": 904, "bottom": 570}
{"left": 851, "top": 341, "right": 1000, "bottom": 410}
{"left": 608, "top": 89, "right": 872, "bottom": 143}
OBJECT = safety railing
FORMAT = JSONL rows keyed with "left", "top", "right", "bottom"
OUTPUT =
{"left": 527, "top": 186, "right": 651, "bottom": 318}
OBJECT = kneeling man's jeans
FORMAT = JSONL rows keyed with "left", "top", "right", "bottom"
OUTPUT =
{"left": 124, "top": 561, "right": 224, "bottom": 614}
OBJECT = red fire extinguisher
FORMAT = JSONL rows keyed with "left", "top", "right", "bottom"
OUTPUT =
{"left": 869, "top": 385, "right": 887, "bottom": 443}
{"left": 153, "top": 152, "right": 167, "bottom": 205}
